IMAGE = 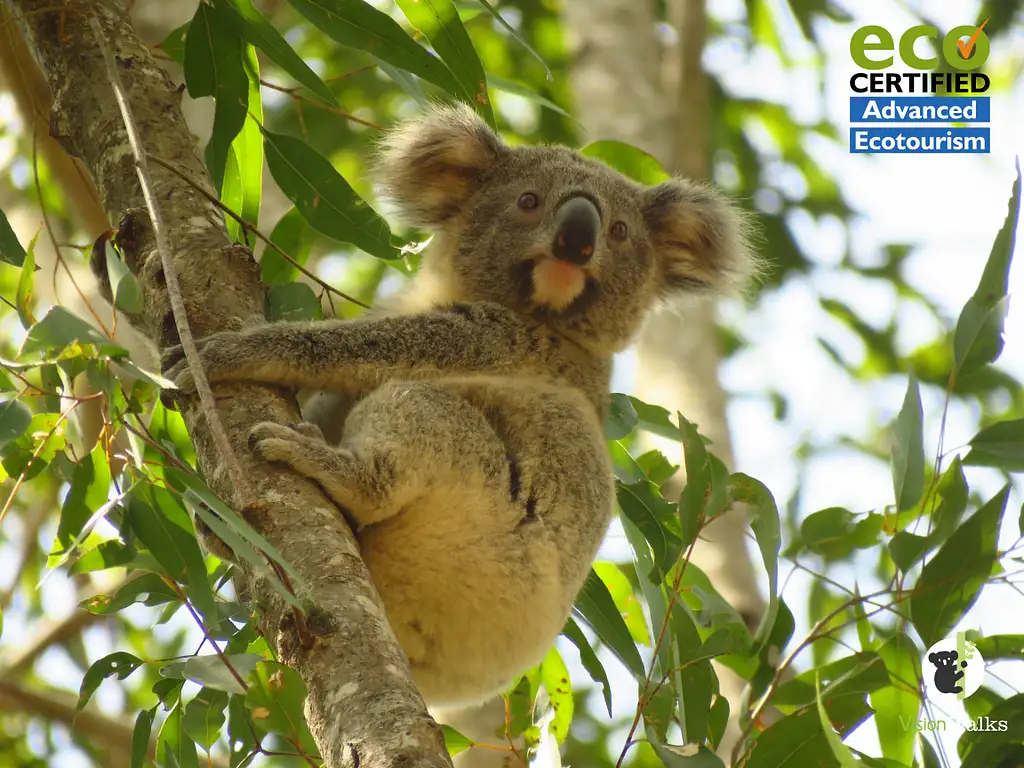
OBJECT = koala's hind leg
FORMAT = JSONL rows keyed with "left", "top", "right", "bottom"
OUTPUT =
{"left": 249, "top": 381, "right": 513, "bottom": 528}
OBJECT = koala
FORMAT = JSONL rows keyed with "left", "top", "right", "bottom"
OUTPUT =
{"left": 163, "top": 104, "right": 755, "bottom": 706}
{"left": 928, "top": 650, "right": 964, "bottom": 694}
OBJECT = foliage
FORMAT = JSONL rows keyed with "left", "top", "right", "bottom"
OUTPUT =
{"left": 0, "top": 1, "right": 1022, "bottom": 767}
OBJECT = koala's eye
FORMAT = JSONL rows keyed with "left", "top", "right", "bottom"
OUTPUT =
{"left": 610, "top": 221, "right": 628, "bottom": 240}
{"left": 518, "top": 192, "right": 539, "bottom": 211}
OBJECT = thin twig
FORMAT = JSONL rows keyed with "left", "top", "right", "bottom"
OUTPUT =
{"left": 145, "top": 153, "right": 370, "bottom": 309}
{"left": 88, "top": 17, "right": 251, "bottom": 502}
{"left": 258, "top": 79, "right": 382, "bottom": 129}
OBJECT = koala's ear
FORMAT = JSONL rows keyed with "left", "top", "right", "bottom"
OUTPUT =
{"left": 928, "top": 653, "right": 939, "bottom": 663}
{"left": 642, "top": 179, "right": 759, "bottom": 295}
{"left": 373, "top": 103, "right": 507, "bottom": 228}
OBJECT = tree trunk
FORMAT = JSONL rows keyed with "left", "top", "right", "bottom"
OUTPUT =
{"left": 566, "top": 0, "right": 764, "bottom": 758}
{"left": 5, "top": 1, "right": 452, "bottom": 766}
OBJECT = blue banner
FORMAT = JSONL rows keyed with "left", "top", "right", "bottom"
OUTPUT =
{"left": 850, "top": 97, "right": 990, "bottom": 123}
{"left": 849, "top": 127, "right": 989, "bottom": 154}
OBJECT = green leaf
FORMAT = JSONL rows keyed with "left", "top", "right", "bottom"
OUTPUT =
{"left": 729, "top": 474, "right": 780, "bottom": 650}
{"left": 891, "top": 372, "right": 924, "bottom": 512}
{"left": 441, "top": 725, "right": 472, "bottom": 757}
{"left": 15, "top": 237, "right": 35, "bottom": 327}
{"left": 266, "top": 282, "right": 323, "bottom": 322}
{"left": 572, "top": 569, "right": 645, "bottom": 679}
{"left": 215, "top": 0, "right": 338, "bottom": 106}
{"left": 81, "top": 573, "right": 181, "bottom": 615}
{"left": 0, "top": 399, "right": 32, "bottom": 449}
{"left": 928, "top": 456, "right": 968, "bottom": 545}
{"left": 157, "top": 703, "right": 200, "bottom": 768}
{"left": 262, "top": 207, "right": 311, "bottom": 285}
{"left": 561, "top": 617, "right": 612, "bottom": 716}
{"left": 474, "top": 2, "right": 550, "bottom": 80}
{"left": 604, "top": 392, "right": 637, "bottom": 440}
{"left": 888, "top": 531, "right": 929, "bottom": 573}
{"left": 20, "top": 306, "right": 127, "bottom": 359}
{"left": 616, "top": 480, "right": 682, "bottom": 575}
{"left": 69, "top": 540, "right": 134, "bottom": 573}
{"left": 815, "top": 673, "right": 859, "bottom": 767}
{"left": 395, "top": 0, "right": 493, "bottom": 126}
{"left": 102, "top": 241, "right": 144, "bottom": 315}
{"left": 911, "top": 485, "right": 1010, "bottom": 646}
{"left": 592, "top": 561, "right": 648, "bottom": 645}
{"left": 953, "top": 160, "right": 1020, "bottom": 375}
{"left": 959, "top": 692, "right": 1024, "bottom": 768}
{"left": 870, "top": 634, "right": 920, "bottom": 765}
{"left": 245, "top": 661, "right": 315, "bottom": 751}
{"left": 222, "top": 45, "right": 263, "bottom": 247}
{"left": 126, "top": 488, "right": 216, "bottom": 621}
{"left": 0, "top": 205, "right": 26, "bottom": 266}
{"left": 539, "top": 646, "right": 573, "bottom": 744}
{"left": 185, "top": 2, "right": 249, "bottom": 190}
{"left": 963, "top": 418, "right": 1024, "bottom": 472}
{"left": 678, "top": 415, "right": 711, "bottom": 552}
{"left": 182, "top": 688, "right": 229, "bottom": 750}
{"left": 131, "top": 708, "right": 155, "bottom": 768}
{"left": 160, "top": 654, "right": 262, "bottom": 695}
{"left": 78, "top": 652, "right": 144, "bottom": 710}
{"left": 287, "top": 0, "right": 463, "bottom": 99}
{"left": 581, "top": 141, "right": 670, "bottom": 185}
{"left": 801, "top": 507, "right": 858, "bottom": 561}
{"left": 262, "top": 128, "right": 398, "bottom": 260}
{"left": 972, "top": 633, "right": 1024, "bottom": 661}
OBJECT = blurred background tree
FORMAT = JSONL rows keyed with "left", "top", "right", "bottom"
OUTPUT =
{"left": 0, "top": 0, "right": 1022, "bottom": 767}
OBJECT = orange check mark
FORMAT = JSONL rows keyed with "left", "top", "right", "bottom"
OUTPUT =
{"left": 957, "top": 18, "right": 989, "bottom": 60}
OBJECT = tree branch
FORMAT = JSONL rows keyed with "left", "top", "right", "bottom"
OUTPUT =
{"left": 5, "top": 1, "right": 452, "bottom": 765}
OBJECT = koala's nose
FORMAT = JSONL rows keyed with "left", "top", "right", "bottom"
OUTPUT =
{"left": 552, "top": 195, "right": 600, "bottom": 265}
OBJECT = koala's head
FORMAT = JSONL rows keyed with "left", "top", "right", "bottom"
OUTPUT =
{"left": 376, "top": 105, "right": 756, "bottom": 354}
{"left": 929, "top": 651, "right": 958, "bottom": 668}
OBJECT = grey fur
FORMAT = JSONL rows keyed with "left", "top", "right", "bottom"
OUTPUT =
{"left": 163, "top": 104, "right": 756, "bottom": 706}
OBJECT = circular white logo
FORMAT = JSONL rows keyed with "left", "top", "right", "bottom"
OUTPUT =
{"left": 924, "top": 635, "right": 984, "bottom": 701}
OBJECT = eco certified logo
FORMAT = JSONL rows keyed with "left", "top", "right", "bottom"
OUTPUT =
{"left": 924, "top": 632, "right": 984, "bottom": 702}
{"left": 849, "top": 20, "right": 991, "bottom": 154}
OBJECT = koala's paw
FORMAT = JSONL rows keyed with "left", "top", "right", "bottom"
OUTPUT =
{"left": 248, "top": 421, "right": 326, "bottom": 466}
{"left": 159, "top": 331, "right": 247, "bottom": 398}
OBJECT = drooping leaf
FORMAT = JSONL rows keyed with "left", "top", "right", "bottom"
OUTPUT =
{"left": 911, "top": 485, "right": 1009, "bottom": 646}
{"left": 815, "top": 673, "right": 859, "bottom": 767}
{"left": 953, "top": 160, "right": 1020, "bottom": 375}
{"left": 561, "top": 617, "right": 612, "bottom": 716}
{"left": 0, "top": 205, "right": 26, "bottom": 266}
{"left": 102, "top": 240, "right": 144, "bottom": 315}
{"left": 81, "top": 573, "right": 181, "bottom": 615}
{"left": 185, "top": 2, "right": 248, "bottom": 190}
{"left": 131, "top": 708, "right": 155, "bottom": 768}
{"left": 222, "top": 44, "right": 263, "bottom": 247}
{"left": 592, "top": 561, "right": 648, "bottom": 645}
{"left": 539, "top": 646, "right": 573, "bottom": 744}
{"left": 572, "top": 569, "right": 645, "bottom": 679}
{"left": 616, "top": 480, "right": 682, "bottom": 575}
{"left": 678, "top": 415, "right": 711, "bottom": 552}
{"left": 215, "top": 0, "right": 338, "bottom": 106}
{"left": 287, "top": 0, "right": 464, "bottom": 99}
{"left": 15, "top": 237, "right": 35, "bottom": 327}
{"left": 262, "top": 128, "right": 399, "bottom": 260}
{"left": 395, "top": 0, "right": 493, "bottom": 126}
{"left": 729, "top": 473, "right": 780, "bottom": 649}
{"left": 474, "top": 2, "right": 550, "bottom": 80}
{"left": 870, "top": 634, "right": 921, "bottom": 765}
{"left": 891, "top": 372, "right": 924, "bottom": 513}
{"left": 182, "top": 687, "right": 229, "bottom": 751}
{"left": 157, "top": 702, "right": 200, "bottom": 768}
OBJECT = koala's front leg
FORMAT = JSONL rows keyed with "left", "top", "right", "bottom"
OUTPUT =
{"left": 161, "top": 303, "right": 562, "bottom": 395}
{"left": 247, "top": 422, "right": 399, "bottom": 526}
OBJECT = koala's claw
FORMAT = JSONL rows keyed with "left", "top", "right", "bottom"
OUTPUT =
{"left": 248, "top": 421, "right": 323, "bottom": 464}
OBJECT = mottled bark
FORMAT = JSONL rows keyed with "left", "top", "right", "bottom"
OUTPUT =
{"left": 566, "top": 0, "right": 764, "bottom": 758}
{"left": 6, "top": 1, "right": 452, "bottom": 766}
